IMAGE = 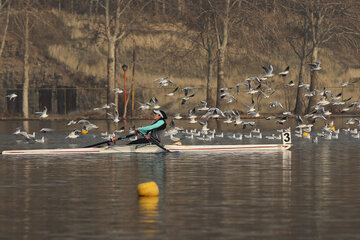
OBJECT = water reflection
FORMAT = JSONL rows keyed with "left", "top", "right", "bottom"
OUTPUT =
{"left": 138, "top": 196, "right": 159, "bottom": 237}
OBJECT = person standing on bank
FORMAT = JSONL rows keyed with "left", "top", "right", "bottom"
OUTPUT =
{"left": 128, "top": 110, "right": 167, "bottom": 145}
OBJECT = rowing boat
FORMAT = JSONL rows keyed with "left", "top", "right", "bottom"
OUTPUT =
{"left": 1, "top": 143, "right": 292, "bottom": 155}
{"left": 1, "top": 132, "right": 293, "bottom": 155}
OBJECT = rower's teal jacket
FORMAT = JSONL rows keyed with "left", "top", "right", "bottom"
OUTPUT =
{"left": 138, "top": 120, "right": 166, "bottom": 134}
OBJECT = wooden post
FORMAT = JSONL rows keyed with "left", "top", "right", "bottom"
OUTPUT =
{"left": 131, "top": 46, "right": 136, "bottom": 117}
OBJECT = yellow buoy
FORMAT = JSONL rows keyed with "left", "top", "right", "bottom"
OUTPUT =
{"left": 81, "top": 129, "right": 88, "bottom": 135}
{"left": 330, "top": 125, "right": 335, "bottom": 131}
{"left": 138, "top": 181, "right": 159, "bottom": 197}
{"left": 302, "top": 132, "right": 308, "bottom": 137}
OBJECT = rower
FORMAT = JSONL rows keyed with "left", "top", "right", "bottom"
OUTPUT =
{"left": 128, "top": 110, "right": 167, "bottom": 145}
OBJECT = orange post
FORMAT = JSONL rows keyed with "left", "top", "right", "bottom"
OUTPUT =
{"left": 122, "top": 64, "right": 128, "bottom": 106}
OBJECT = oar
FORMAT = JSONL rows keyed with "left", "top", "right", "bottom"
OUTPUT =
{"left": 83, "top": 134, "right": 135, "bottom": 148}
{"left": 137, "top": 131, "right": 170, "bottom": 153}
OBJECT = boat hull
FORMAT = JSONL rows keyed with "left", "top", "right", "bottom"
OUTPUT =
{"left": 1, "top": 143, "right": 292, "bottom": 155}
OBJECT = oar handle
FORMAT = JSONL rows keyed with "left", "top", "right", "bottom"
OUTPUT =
{"left": 136, "top": 130, "right": 170, "bottom": 153}
{"left": 83, "top": 134, "right": 135, "bottom": 148}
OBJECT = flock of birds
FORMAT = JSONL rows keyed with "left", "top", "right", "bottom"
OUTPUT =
{"left": 7, "top": 61, "right": 360, "bottom": 146}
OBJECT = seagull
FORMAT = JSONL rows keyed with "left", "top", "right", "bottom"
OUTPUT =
{"left": 165, "top": 87, "right": 179, "bottom": 96}
{"left": 299, "top": 84, "right": 310, "bottom": 90}
{"left": 174, "top": 113, "right": 183, "bottom": 120}
{"left": 219, "top": 87, "right": 233, "bottom": 92}
{"left": 153, "top": 76, "right": 169, "bottom": 82}
{"left": 13, "top": 127, "right": 21, "bottom": 135}
{"left": 247, "top": 111, "right": 260, "bottom": 117}
{"left": 317, "top": 97, "right": 330, "bottom": 106}
{"left": 233, "top": 111, "right": 243, "bottom": 126}
{"left": 154, "top": 76, "right": 173, "bottom": 87}
{"left": 188, "top": 108, "right": 197, "bottom": 123}
{"left": 262, "top": 65, "right": 274, "bottom": 78}
{"left": 83, "top": 123, "right": 99, "bottom": 131}
{"left": 67, "top": 120, "right": 77, "bottom": 126}
{"left": 114, "top": 126, "right": 125, "bottom": 133}
{"left": 6, "top": 93, "right": 18, "bottom": 101}
{"left": 246, "top": 83, "right": 262, "bottom": 95}
{"left": 170, "top": 134, "right": 180, "bottom": 142}
{"left": 349, "top": 102, "right": 360, "bottom": 109}
{"left": 77, "top": 119, "right": 91, "bottom": 125}
{"left": 107, "top": 110, "right": 120, "bottom": 123}
{"left": 340, "top": 106, "right": 351, "bottom": 113}
{"left": 35, "top": 136, "right": 45, "bottom": 143}
{"left": 331, "top": 92, "right": 342, "bottom": 101}
{"left": 183, "top": 86, "right": 196, "bottom": 96}
{"left": 220, "top": 93, "right": 236, "bottom": 103}
{"left": 199, "top": 121, "right": 210, "bottom": 134}
{"left": 198, "top": 100, "right": 209, "bottom": 111}
{"left": 244, "top": 99, "right": 256, "bottom": 113}
{"left": 113, "top": 88, "right": 124, "bottom": 94}
{"left": 236, "top": 82, "right": 249, "bottom": 95}
{"left": 40, "top": 128, "right": 55, "bottom": 133}
{"left": 181, "top": 92, "right": 196, "bottom": 105}
{"left": 242, "top": 121, "right": 256, "bottom": 129}
{"left": 66, "top": 129, "right": 81, "bottom": 139}
{"left": 16, "top": 131, "right": 35, "bottom": 140}
{"left": 223, "top": 110, "right": 235, "bottom": 123}
{"left": 158, "top": 79, "right": 173, "bottom": 87}
{"left": 304, "top": 91, "right": 316, "bottom": 98}
{"left": 269, "top": 101, "right": 284, "bottom": 109}
{"left": 285, "top": 80, "right": 295, "bottom": 87}
{"left": 340, "top": 79, "right": 358, "bottom": 87}
{"left": 35, "top": 106, "right": 48, "bottom": 118}
{"left": 150, "top": 97, "right": 160, "bottom": 109}
{"left": 266, "top": 116, "right": 276, "bottom": 120}
{"left": 93, "top": 103, "right": 113, "bottom": 111}
{"left": 283, "top": 111, "right": 294, "bottom": 117}
{"left": 278, "top": 66, "right": 290, "bottom": 77}
{"left": 332, "top": 97, "right": 352, "bottom": 106}
{"left": 276, "top": 116, "right": 288, "bottom": 125}
{"left": 308, "top": 61, "right": 321, "bottom": 71}
{"left": 138, "top": 101, "right": 151, "bottom": 110}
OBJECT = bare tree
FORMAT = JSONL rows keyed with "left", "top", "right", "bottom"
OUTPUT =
{"left": 282, "top": 1, "right": 313, "bottom": 114}
{"left": 12, "top": 1, "right": 40, "bottom": 118}
{"left": 0, "top": 0, "right": 10, "bottom": 57}
{"left": 304, "top": 0, "right": 360, "bottom": 112}
{"left": 101, "top": 0, "right": 128, "bottom": 113}
{"left": 207, "top": 0, "right": 241, "bottom": 107}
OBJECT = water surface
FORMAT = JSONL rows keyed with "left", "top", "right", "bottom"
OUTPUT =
{"left": 0, "top": 119, "right": 359, "bottom": 239}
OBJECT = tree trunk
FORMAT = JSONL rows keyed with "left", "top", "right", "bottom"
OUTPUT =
{"left": 205, "top": 17, "right": 214, "bottom": 107}
{"left": 107, "top": 38, "right": 116, "bottom": 105}
{"left": 306, "top": 1, "right": 320, "bottom": 113}
{"left": 294, "top": 58, "right": 305, "bottom": 114}
{"left": 0, "top": 1, "right": 10, "bottom": 57}
{"left": 216, "top": 49, "right": 225, "bottom": 107}
{"left": 206, "top": 47, "right": 214, "bottom": 106}
{"left": 22, "top": 11, "right": 30, "bottom": 118}
{"left": 214, "top": 0, "right": 230, "bottom": 108}
{"left": 306, "top": 32, "right": 319, "bottom": 113}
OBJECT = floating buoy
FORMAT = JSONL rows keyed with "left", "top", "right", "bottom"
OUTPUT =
{"left": 302, "top": 132, "right": 309, "bottom": 137}
{"left": 81, "top": 129, "right": 88, "bottom": 135}
{"left": 330, "top": 126, "right": 335, "bottom": 131}
{"left": 138, "top": 181, "right": 159, "bottom": 197}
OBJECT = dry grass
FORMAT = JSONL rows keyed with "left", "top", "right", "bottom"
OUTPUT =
{"left": 44, "top": 9, "right": 360, "bottom": 115}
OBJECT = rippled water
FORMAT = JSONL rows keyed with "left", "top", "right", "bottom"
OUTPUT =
{"left": 0, "top": 119, "right": 359, "bottom": 239}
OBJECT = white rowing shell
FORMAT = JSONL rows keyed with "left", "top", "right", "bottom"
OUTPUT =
{"left": 1, "top": 143, "right": 292, "bottom": 155}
